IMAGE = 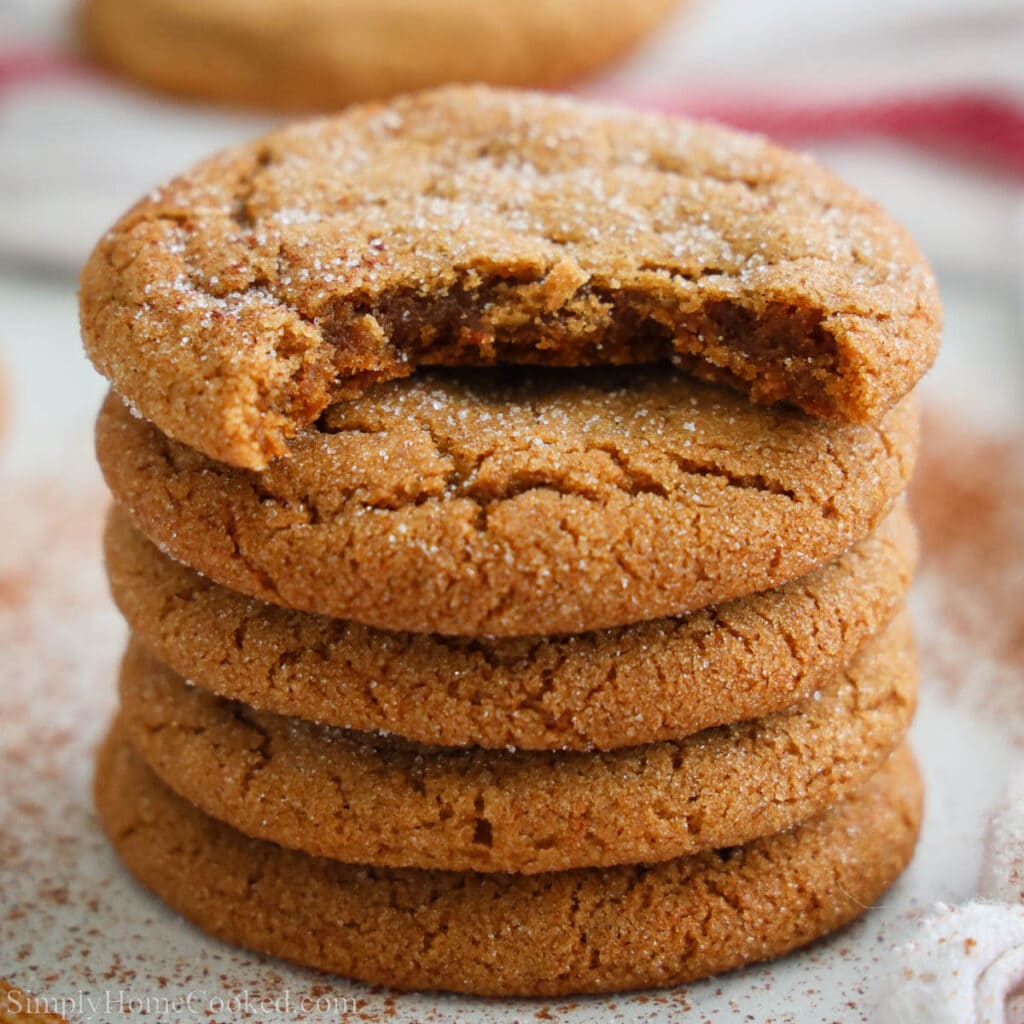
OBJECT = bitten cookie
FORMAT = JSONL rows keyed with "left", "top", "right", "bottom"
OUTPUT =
{"left": 95, "top": 729, "right": 922, "bottom": 997}
{"left": 105, "top": 502, "right": 916, "bottom": 750}
{"left": 79, "top": 86, "right": 941, "bottom": 470}
{"left": 119, "top": 614, "right": 916, "bottom": 872}
{"left": 79, "top": 0, "right": 682, "bottom": 112}
{"left": 97, "top": 368, "right": 918, "bottom": 636}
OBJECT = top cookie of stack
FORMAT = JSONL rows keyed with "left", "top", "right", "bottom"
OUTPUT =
{"left": 83, "top": 86, "right": 937, "bottom": 472}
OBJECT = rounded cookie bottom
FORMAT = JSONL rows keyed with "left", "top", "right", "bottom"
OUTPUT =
{"left": 95, "top": 727, "right": 921, "bottom": 997}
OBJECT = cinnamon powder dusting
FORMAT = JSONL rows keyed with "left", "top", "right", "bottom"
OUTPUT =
{"left": 911, "top": 408, "right": 1024, "bottom": 737}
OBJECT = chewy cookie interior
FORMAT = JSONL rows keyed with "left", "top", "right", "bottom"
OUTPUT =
{"left": 324, "top": 279, "right": 839, "bottom": 416}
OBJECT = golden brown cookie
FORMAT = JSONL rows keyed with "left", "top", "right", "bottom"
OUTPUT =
{"left": 95, "top": 727, "right": 922, "bottom": 997}
{"left": 118, "top": 614, "right": 916, "bottom": 873}
{"left": 106, "top": 502, "right": 917, "bottom": 750}
{"left": 96, "top": 369, "right": 918, "bottom": 637}
{"left": 79, "top": 0, "right": 682, "bottom": 112}
{"left": 79, "top": 86, "right": 941, "bottom": 470}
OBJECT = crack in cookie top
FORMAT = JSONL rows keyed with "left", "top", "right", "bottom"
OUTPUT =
{"left": 103, "top": 502, "right": 915, "bottom": 750}
{"left": 80, "top": 85, "right": 941, "bottom": 469}
{"left": 117, "top": 614, "right": 916, "bottom": 873}
{"left": 96, "top": 368, "right": 919, "bottom": 636}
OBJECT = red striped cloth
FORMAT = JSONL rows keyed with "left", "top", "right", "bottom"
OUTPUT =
{"left": 0, "top": 49, "right": 88, "bottom": 88}
{"left": 594, "top": 89, "right": 1024, "bottom": 180}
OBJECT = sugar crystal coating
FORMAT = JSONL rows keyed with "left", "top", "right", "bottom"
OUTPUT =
{"left": 105, "top": 503, "right": 916, "bottom": 750}
{"left": 95, "top": 367, "right": 919, "bottom": 636}
{"left": 80, "top": 86, "right": 941, "bottom": 469}
{"left": 118, "top": 615, "right": 916, "bottom": 873}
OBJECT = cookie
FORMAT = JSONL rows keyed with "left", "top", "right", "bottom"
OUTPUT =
{"left": 95, "top": 727, "right": 922, "bottom": 996}
{"left": 79, "top": 86, "right": 941, "bottom": 470}
{"left": 79, "top": 1, "right": 681, "bottom": 112}
{"left": 106, "top": 502, "right": 916, "bottom": 750}
{"left": 97, "top": 368, "right": 918, "bottom": 637}
{"left": 118, "top": 613, "right": 915, "bottom": 873}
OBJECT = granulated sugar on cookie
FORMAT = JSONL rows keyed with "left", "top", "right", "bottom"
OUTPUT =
{"left": 80, "top": 87, "right": 940, "bottom": 469}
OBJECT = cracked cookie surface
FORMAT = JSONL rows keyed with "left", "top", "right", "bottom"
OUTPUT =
{"left": 80, "top": 86, "right": 940, "bottom": 469}
{"left": 95, "top": 728, "right": 921, "bottom": 996}
{"left": 97, "top": 367, "right": 918, "bottom": 636}
{"left": 105, "top": 503, "right": 915, "bottom": 749}
{"left": 119, "top": 614, "right": 915, "bottom": 873}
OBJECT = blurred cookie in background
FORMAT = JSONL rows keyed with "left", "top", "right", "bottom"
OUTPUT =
{"left": 78, "top": 0, "right": 684, "bottom": 111}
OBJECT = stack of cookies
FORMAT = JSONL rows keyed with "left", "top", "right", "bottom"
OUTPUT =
{"left": 82, "top": 87, "right": 940, "bottom": 997}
